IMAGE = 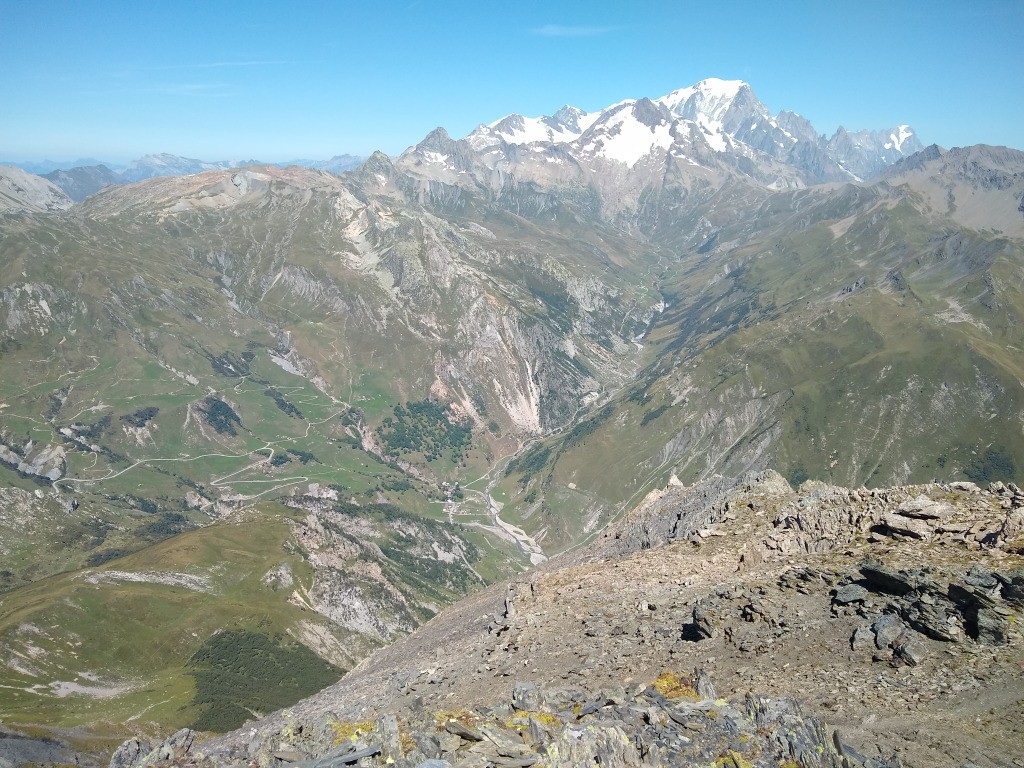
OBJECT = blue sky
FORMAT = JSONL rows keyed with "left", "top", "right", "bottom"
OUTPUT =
{"left": 2, "top": 0, "right": 1022, "bottom": 163}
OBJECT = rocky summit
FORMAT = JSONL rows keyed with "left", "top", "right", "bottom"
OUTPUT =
{"left": 106, "top": 472, "right": 1024, "bottom": 767}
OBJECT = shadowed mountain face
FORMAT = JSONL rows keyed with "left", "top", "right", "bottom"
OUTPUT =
{"left": 0, "top": 80, "right": 1022, "bottom": 751}
{"left": 43, "top": 164, "right": 123, "bottom": 201}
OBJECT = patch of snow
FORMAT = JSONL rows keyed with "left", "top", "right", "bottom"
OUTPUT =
{"left": 698, "top": 121, "right": 728, "bottom": 152}
{"left": 596, "top": 110, "right": 673, "bottom": 167}
{"left": 889, "top": 125, "right": 914, "bottom": 151}
{"left": 421, "top": 151, "right": 450, "bottom": 165}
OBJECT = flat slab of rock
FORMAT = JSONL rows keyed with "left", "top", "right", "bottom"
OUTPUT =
{"left": 880, "top": 511, "right": 933, "bottom": 539}
{"left": 445, "top": 721, "right": 485, "bottom": 742}
{"left": 894, "top": 636, "right": 929, "bottom": 666}
{"left": 897, "top": 496, "right": 955, "bottom": 521}
{"left": 273, "top": 750, "right": 308, "bottom": 762}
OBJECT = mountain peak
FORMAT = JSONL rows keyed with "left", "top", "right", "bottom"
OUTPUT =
{"left": 490, "top": 113, "right": 527, "bottom": 134}
{"left": 630, "top": 97, "right": 669, "bottom": 129}
{"left": 419, "top": 126, "right": 454, "bottom": 148}
{"left": 363, "top": 149, "right": 395, "bottom": 169}
{"left": 827, "top": 124, "right": 925, "bottom": 179}
{"left": 552, "top": 104, "right": 585, "bottom": 122}
{"left": 656, "top": 78, "right": 750, "bottom": 117}
{"left": 119, "top": 153, "right": 241, "bottom": 183}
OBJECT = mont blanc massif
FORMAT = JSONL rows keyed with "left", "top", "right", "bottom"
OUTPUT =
{"left": 1, "top": 79, "right": 1023, "bottom": 768}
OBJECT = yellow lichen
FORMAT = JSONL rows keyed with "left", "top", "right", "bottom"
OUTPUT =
{"left": 715, "top": 750, "right": 754, "bottom": 768}
{"left": 399, "top": 728, "right": 417, "bottom": 756}
{"left": 434, "top": 709, "right": 480, "bottom": 731}
{"left": 330, "top": 719, "right": 374, "bottom": 745}
{"left": 651, "top": 671, "right": 699, "bottom": 700}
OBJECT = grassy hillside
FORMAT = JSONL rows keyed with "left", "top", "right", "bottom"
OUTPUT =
{"left": 0, "top": 506, "right": 317, "bottom": 733}
{"left": 0, "top": 493, "right": 498, "bottom": 739}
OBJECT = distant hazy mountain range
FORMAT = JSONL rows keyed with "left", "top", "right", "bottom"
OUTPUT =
{"left": 0, "top": 153, "right": 367, "bottom": 202}
{"left": 2, "top": 78, "right": 926, "bottom": 204}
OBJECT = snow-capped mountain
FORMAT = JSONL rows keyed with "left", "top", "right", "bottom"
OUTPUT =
{"left": 656, "top": 78, "right": 767, "bottom": 145}
{"left": 450, "top": 78, "right": 923, "bottom": 197}
{"left": 828, "top": 125, "right": 925, "bottom": 180}
{"left": 468, "top": 104, "right": 601, "bottom": 148}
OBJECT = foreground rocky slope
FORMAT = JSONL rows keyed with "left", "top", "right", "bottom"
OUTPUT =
{"left": 111, "top": 473, "right": 1024, "bottom": 767}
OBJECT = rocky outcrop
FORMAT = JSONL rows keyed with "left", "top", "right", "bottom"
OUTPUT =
{"left": 110, "top": 729, "right": 194, "bottom": 768}
{"left": 844, "top": 559, "right": 1024, "bottom": 651}
{"left": 109, "top": 673, "right": 880, "bottom": 768}
{"left": 0, "top": 727, "right": 84, "bottom": 768}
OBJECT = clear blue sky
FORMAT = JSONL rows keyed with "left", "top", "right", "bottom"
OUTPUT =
{"left": 2, "top": 0, "right": 1022, "bottom": 163}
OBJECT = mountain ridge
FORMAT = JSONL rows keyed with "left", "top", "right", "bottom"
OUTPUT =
{"left": 461, "top": 78, "right": 924, "bottom": 189}
{"left": 4, "top": 78, "right": 923, "bottom": 207}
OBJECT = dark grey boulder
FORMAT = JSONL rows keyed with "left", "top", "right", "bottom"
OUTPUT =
{"left": 900, "top": 596, "right": 962, "bottom": 642}
{"left": 893, "top": 636, "right": 929, "bottom": 666}
{"left": 872, "top": 614, "right": 909, "bottom": 649}
{"left": 860, "top": 561, "right": 919, "bottom": 595}
{"left": 851, "top": 624, "right": 875, "bottom": 651}
{"left": 682, "top": 603, "right": 715, "bottom": 641}
{"left": 949, "top": 583, "right": 1010, "bottom": 645}
{"left": 833, "top": 583, "right": 869, "bottom": 605}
